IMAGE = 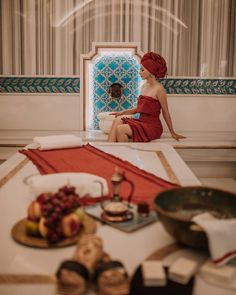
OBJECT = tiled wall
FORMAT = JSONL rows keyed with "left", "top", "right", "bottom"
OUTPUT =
{"left": 92, "top": 53, "right": 141, "bottom": 129}
{"left": 0, "top": 77, "right": 80, "bottom": 93}
{"left": 1, "top": 77, "right": 235, "bottom": 95}
{"left": 1, "top": 74, "right": 235, "bottom": 130}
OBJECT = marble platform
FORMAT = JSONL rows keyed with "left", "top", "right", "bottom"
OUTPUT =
{"left": 0, "top": 130, "right": 235, "bottom": 148}
{"left": 0, "top": 142, "right": 202, "bottom": 295}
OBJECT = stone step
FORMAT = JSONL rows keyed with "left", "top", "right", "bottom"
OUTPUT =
{"left": 199, "top": 177, "right": 236, "bottom": 194}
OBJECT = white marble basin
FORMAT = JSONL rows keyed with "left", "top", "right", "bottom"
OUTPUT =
{"left": 97, "top": 112, "right": 132, "bottom": 134}
{"left": 97, "top": 112, "right": 115, "bottom": 134}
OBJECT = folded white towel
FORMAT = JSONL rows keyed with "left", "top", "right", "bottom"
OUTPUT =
{"left": 33, "top": 135, "right": 82, "bottom": 150}
{"left": 192, "top": 213, "right": 236, "bottom": 265}
{"left": 24, "top": 172, "right": 108, "bottom": 198}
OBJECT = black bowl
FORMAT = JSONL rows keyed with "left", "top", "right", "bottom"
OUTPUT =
{"left": 154, "top": 186, "right": 236, "bottom": 249}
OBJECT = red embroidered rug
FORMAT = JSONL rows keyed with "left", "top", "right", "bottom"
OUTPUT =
{"left": 20, "top": 144, "right": 179, "bottom": 207}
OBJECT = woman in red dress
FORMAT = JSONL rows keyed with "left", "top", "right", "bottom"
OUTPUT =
{"left": 107, "top": 52, "right": 185, "bottom": 142}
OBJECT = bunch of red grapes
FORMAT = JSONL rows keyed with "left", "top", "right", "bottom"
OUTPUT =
{"left": 37, "top": 185, "right": 81, "bottom": 243}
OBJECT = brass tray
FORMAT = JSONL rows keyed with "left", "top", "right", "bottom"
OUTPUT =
{"left": 11, "top": 214, "right": 96, "bottom": 248}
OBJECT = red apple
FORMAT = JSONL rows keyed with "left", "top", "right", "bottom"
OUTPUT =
{"left": 61, "top": 213, "right": 80, "bottom": 237}
{"left": 27, "top": 201, "right": 42, "bottom": 221}
{"left": 38, "top": 217, "right": 48, "bottom": 238}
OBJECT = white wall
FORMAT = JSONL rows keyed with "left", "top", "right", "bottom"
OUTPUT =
{"left": 164, "top": 95, "right": 236, "bottom": 132}
{"left": 0, "top": 93, "right": 235, "bottom": 141}
{"left": 0, "top": 93, "right": 81, "bottom": 131}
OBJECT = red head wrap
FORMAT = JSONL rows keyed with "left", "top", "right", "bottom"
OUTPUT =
{"left": 141, "top": 52, "right": 167, "bottom": 78}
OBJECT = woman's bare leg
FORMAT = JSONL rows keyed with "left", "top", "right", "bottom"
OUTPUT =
{"left": 107, "top": 118, "right": 123, "bottom": 142}
{"left": 116, "top": 124, "right": 133, "bottom": 142}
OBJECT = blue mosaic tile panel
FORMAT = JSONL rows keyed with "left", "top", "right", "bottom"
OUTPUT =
{"left": 92, "top": 53, "right": 141, "bottom": 129}
{"left": 0, "top": 77, "right": 80, "bottom": 93}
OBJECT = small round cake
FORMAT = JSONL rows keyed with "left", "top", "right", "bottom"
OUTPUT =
{"left": 104, "top": 202, "right": 128, "bottom": 216}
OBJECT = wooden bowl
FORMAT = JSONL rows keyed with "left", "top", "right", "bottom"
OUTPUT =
{"left": 154, "top": 186, "right": 236, "bottom": 249}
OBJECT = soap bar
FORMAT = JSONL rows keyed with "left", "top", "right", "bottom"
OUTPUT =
{"left": 200, "top": 261, "right": 236, "bottom": 283}
{"left": 168, "top": 257, "right": 199, "bottom": 284}
{"left": 142, "top": 260, "right": 166, "bottom": 286}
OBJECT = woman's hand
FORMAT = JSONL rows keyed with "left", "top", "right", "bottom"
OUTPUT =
{"left": 109, "top": 112, "right": 121, "bottom": 117}
{"left": 171, "top": 132, "right": 186, "bottom": 141}
{"left": 109, "top": 108, "right": 137, "bottom": 117}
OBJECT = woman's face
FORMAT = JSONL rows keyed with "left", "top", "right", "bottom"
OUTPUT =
{"left": 139, "top": 65, "right": 152, "bottom": 80}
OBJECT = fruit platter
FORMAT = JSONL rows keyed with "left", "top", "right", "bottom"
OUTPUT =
{"left": 11, "top": 185, "right": 96, "bottom": 248}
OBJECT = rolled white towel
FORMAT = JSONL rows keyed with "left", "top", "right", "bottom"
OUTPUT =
{"left": 24, "top": 172, "right": 108, "bottom": 198}
{"left": 33, "top": 135, "right": 82, "bottom": 150}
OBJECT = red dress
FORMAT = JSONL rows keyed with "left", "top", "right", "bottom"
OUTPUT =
{"left": 122, "top": 95, "right": 163, "bottom": 142}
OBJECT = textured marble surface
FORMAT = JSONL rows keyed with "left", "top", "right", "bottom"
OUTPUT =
{"left": 0, "top": 130, "right": 235, "bottom": 148}
{"left": 0, "top": 143, "right": 199, "bottom": 279}
{"left": 1, "top": 142, "right": 235, "bottom": 295}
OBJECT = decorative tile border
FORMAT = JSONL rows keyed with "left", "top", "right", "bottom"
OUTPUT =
{"left": 0, "top": 77, "right": 235, "bottom": 95}
{"left": 161, "top": 78, "right": 236, "bottom": 95}
{"left": 0, "top": 77, "right": 80, "bottom": 93}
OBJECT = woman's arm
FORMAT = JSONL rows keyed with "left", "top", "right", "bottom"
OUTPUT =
{"left": 110, "top": 108, "right": 137, "bottom": 117}
{"left": 157, "top": 88, "right": 186, "bottom": 141}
